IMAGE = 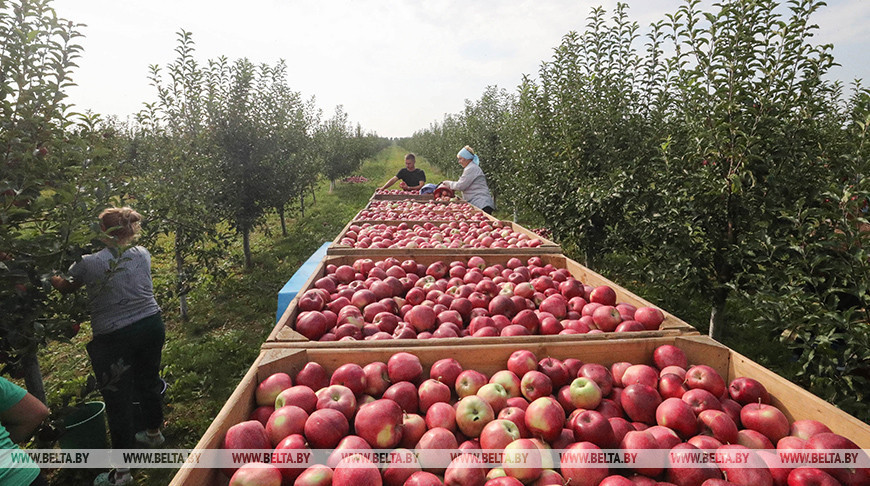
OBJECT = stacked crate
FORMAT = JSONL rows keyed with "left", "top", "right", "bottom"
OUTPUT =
{"left": 170, "top": 191, "right": 869, "bottom": 486}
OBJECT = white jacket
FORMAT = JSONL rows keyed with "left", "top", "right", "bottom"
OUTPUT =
{"left": 444, "top": 163, "right": 495, "bottom": 210}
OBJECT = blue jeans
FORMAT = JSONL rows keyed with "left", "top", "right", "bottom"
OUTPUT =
{"left": 86, "top": 313, "right": 165, "bottom": 449}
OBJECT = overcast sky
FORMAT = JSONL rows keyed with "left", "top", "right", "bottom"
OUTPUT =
{"left": 55, "top": 1, "right": 870, "bottom": 138}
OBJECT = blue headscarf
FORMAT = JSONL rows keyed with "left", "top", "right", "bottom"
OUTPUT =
{"left": 458, "top": 147, "right": 480, "bottom": 165}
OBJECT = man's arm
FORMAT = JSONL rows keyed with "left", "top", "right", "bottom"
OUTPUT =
{"left": 380, "top": 176, "right": 400, "bottom": 190}
{"left": 1, "top": 392, "right": 50, "bottom": 443}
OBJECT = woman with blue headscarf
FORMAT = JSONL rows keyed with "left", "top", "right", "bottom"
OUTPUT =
{"left": 439, "top": 145, "right": 495, "bottom": 214}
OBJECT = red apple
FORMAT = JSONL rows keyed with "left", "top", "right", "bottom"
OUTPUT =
{"left": 477, "top": 383, "right": 510, "bottom": 414}
{"left": 621, "top": 383, "right": 662, "bottom": 425}
{"left": 653, "top": 344, "right": 689, "bottom": 370}
{"left": 806, "top": 432, "right": 870, "bottom": 486}
{"left": 229, "top": 462, "right": 282, "bottom": 486}
{"left": 404, "top": 471, "right": 444, "bottom": 486}
{"left": 222, "top": 420, "right": 271, "bottom": 476}
{"left": 686, "top": 365, "right": 727, "bottom": 399}
{"left": 789, "top": 420, "right": 832, "bottom": 441}
{"left": 524, "top": 397, "right": 565, "bottom": 443}
{"left": 635, "top": 306, "right": 665, "bottom": 330}
{"left": 787, "top": 467, "right": 843, "bottom": 486}
{"left": 444, "top": 453, "right": 486, "bottom": 486}
{"left": 698, "top": 409, "right": 739, "bottom": 445}
{"left": 249, "top": 405, "right": 274, "bottom": 427}
{"left": 332, "top": 454, "right": 382, "bottom": 486}
{"left": 656, "top": 397, "right": 699, "bottom": 439}
{"left": 456, "top": 395, "right": 495, "bottom": 438}
{"left": 682, "top": 388, "right": 723, "bottom": 415}
{"left": 588, "top": 285, "right": 617, "bottom": 305}
{"left": 293, "top": 464, "right": 332, "bottom": 486}
{"left": 740, "top": 403, "right": 790, "bottom": 444}
{"left": 265, "top": 405, "right": 308, "bottom": 446}
{"left": 383, "top": 381, "right": 419, "bottom": 414}
{"left": 425, "top": 401, "right": 457, "bottom": 431}
{"left": 659, "top": 373, "right": 689, "bottom": 399}
{"left": 415, "top": 427, "right": 459, "bottom": 474}
{"left": 406, "top": 305, "right": 437, "bottom": 332}
{"left": 418, "top": 378, "right": 452, "bottom": 413}
{"left": 315, "top": 385, "right": 356, "bottom": 420}
{"left": 354, "top": 398, "right": 404, "bottom": 448}
{"left": 728, "top": 377, "right": 770, "bottom": 405}
{"left": 401, "top": 413, "right": 428, "bottom": 449}
{"left": 714, "top": 444, "right": 773, "bottom": 486}
{"left": 330, "top": 363, "right": 366, "bottom": 396}
{"left": 295, "top": 362, "right": 329, "bottom": 393}
{"left": 571, "top": 410, "right": 617, "bottom": 448}
{"left": 480, "top": 419, "right": 522, "bottom": 450}
{"left": 507, "top": 350, "right": 538, "bottom": 377}
{"left": 326, "top": 435, "right": 371, "bottom": 468}
{"left": 621, "top": 364, "right": 660, "bottom": 388}
{"left": 303, "top": 408, "right": 349, "bottom": 448}
{"left": 503, "top": 438, "right": 544, "bottom": 483}
{"left": 521, "top": 371, "right": 553, "bottom": 402}
{"left": 382, "top": 448, "right": 422, "bottom": 486}
{"left": 666, "top": 443, "right": 723, "bottom": 486}
{"left": 430, "top": 358, "right": 464, "bottom": 388}
{"left": 362, "top": 362, "right": 391, "bottom": 397}
{"left": 456, "top": 369, "right": 488, "bottom": 398}
{"left": 388, "top": 352, "right": 423, "bottom": 383}
{"left": 295, "top": 311, "right": 329, "bottom": 340}
{"left": 621, "top": 429, "right": 663, "bottom": 477}
{"left": 592, "top": 305, "right": 622, "bottom": 332}
{"left": 560, "top": 441, "right": 610, "bottom": 486}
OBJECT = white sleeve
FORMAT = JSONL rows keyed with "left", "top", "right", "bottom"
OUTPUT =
{"left": 449, "top": 165, "right": 477, "bottom": 192}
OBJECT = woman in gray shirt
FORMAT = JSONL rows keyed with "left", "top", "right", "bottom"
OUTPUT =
{"left": 51, "top": 207, "right": 164, "bottom": 486}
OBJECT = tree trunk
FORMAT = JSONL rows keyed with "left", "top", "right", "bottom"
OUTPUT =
{"left": 708, "top": 286, "right": 728, "bottom": 341}
{"left": 22, "top": 351, "right": 46, "bottom": 404}
{"left": 329, "top": 179, "right": 335, "bottom": 193}
{"left": 513, "top": 206, "right": 518, "bottom": 223}
{"left": 243, "top": 228, "right": 252, "bottom": 269}
{"left": 311, "top": 186, "right": 316, "bottom": 204}
{"left": 174, "top": 231, "right": 188, "bottom": 320}
{"left": 278, "top": 206, "right": 287, "bottom": 237}
{"left": 300, "top": 192, "right": 305, "bottom": 218}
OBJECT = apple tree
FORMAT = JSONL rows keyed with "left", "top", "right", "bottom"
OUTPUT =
{"left": 132, "top": 30, "right": 231, "bottom": 319}
{"left": 1, "top": 0, "right": 125, "bottom": 400}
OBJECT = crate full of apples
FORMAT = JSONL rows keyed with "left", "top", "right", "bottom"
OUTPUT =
{"left": 268, "top": 254, "right": 697, "bottom": 343}
{"left": 169, "top": 336, "right": 870, "bottom": 485}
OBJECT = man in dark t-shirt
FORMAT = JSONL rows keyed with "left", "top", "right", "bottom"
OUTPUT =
{"left": 381, "top": 153, "right": 426, "bottom": 191}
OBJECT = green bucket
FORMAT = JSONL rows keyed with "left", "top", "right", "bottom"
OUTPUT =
{"left": 59, "top": 401, "right": 108, "bottom": 450}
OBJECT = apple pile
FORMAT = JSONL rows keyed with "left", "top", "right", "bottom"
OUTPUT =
{"left": 336, "top": 221, "right": 547, "bottom": 249}
{"left": 342, "top": 176, "right": 370, "bottom": 184}
{"left": 292, "top": 255, "right": 667, "bottom": 341}
{"left": 356, "top": 200, "right": 489, "bottom": 222}
{"left": 224, "top": 346, "right": 869, "bottom": 486}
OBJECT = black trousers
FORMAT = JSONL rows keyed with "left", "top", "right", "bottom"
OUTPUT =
{"left": 86, "top": 313, "right": 165, "bottom": 449}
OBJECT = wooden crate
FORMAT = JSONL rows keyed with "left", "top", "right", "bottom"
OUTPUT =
{"left": 326, "top": 221, "right": 561, "bottom": 256}
{"left": 168, "top": 335, "right": 870, "bottom": 485}
{"left": 267, "top": 253, "right": 697, "bottom": 343}
{"left": 370, "top": 193, "right": 434, "bottom": 201}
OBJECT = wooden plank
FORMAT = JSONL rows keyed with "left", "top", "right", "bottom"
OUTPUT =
{"left": 266, "top": 253, "right": 698, "bottom": 343}
{"left": 506, "top": 221, "right": 559, "bottom": 248}
{"left": 370, "top": 193, "right": 434, "bottom": 201}
{"left": 326, "top": 245, "right": 563, "bottom": 256}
